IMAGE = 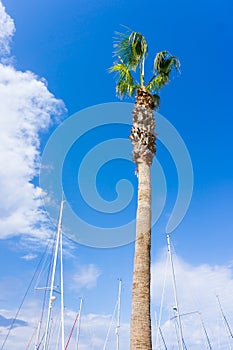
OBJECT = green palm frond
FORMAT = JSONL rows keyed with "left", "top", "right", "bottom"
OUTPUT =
{"left": 116, "top": 81, "right": 139, "bottom": 98}
{"left": 113, "top": 30, "right": 148, "bottom": 71}
{"left": 154, "top": 51, "right": 180, "bottom": 75}
{"left": 110, "top": 27, "right": 180, "bottom": 100}
{"left": 152, "top": 94, "right": 160, "bottom": 108}
{"left": 146, "top": 51, "right": 180, "bottom": 93}
{"left": 109, "top": 62, "right": 134, "bottom": 85}
{"left": 109, "top": 62, "right": 139, "bottom": 97}
{"left": 146, "top": 73, "right": 170, "bottom": 93}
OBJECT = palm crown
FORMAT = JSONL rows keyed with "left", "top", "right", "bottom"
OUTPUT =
{"left": 109, "top": 28, "right": 180, "bottom": 104}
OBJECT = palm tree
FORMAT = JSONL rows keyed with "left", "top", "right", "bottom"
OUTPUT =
{"left": 110, "top": 28, "right": 180, "bottom": 350}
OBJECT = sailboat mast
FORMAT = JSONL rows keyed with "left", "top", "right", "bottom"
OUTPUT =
{"left": 216, "top": 295, "right": 233, "bottom": 349}
{"left": 116, "top": 279, "right": 122, "bottom": 350}
{"left": 65, "top": 308, "right": 80, "bottom": 350}
{"left": 60, "top": 205, "right": 65, "bottom": 350}
{"left": 34, "top": 320, "right": 42, "bottom": 350}
{"left": 198, "top": 312, "right": 212, "bottom": 350}
{"left": 166, "top": 234, "right": 185, "bottom": 350}
{"left": 159, "top": 326, "right": 168, "bottom": 350}
{"left": 43, "top": 198, "right": 65, "bottom": 350}
{"left": 76, "top": 298, "right": 83, "bottom": 350}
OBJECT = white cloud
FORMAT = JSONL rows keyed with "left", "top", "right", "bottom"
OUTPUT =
{"left": 151, "top": 250, "right": 233, "bottom": 349}
{"left": 0, "top": 2, "right": 15, "bottom": 56}
{"left": 75, "top": 312, "right": 130, "bottom": 350}
{"left": 0, "top": 303, "right": 130, "bottom": 350}
{"left": 6, "top": 247, "right": 233, "bottom": 349}
{"left": 72, "top": 264, "right": 102, "bottom": 291}
{"left": 0, "top": 3, "right": 66, "bottom": 240}
{"left": 20, "top": 253, "right": 37, "bottom": 260}
{"left": 0, "top": 300, "right": 43, "bottom": 350}
{"left": 0, "top": 64, "right": 65, "bottom": 239}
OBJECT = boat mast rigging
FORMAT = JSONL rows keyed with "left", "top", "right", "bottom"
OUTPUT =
{"left": 216, "top": 295, "right": 233, "bottom": 350}
{"left": 43, "top": 198, "right": 65, "bottom": 350}
{"left": 167, "top": 233, "right": 186, "bottom": 350}
{"left": 116, "top": 279, "right": 122, "bottom": 350}
{"left": 103, "top": 279, "right": 122, "bottom": 350}
{"left": 76, "top": 298, "right": 83, "bottom": 350}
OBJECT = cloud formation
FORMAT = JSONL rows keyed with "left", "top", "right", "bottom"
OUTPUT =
{"left": 0, "top": 314, "right": 27, "bottom": 328}
{"left": 0, "top": 2, "right": 66, "bottom": 240}
{"left": 20, "top": 253, "right": 38, "bottom": 261}
{"left": 72, "top": 264, "right": 102, "bottom": 290}
{"left": 0, "top": 2, "right": 15, "bottom": 56}
{"left": 2, "top": 250, "right": 233, "bottom": 350}
{"left": 0, "top": 304, "right": 130, "bottom": 350}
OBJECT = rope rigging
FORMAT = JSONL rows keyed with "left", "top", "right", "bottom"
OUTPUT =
{"left": 155, "top": 251, "right": 169, "bottom": 350}
{"left": 35, "top": 232, "right": 57, "bottom": 349}
{"left": 0, "top": 241, "right": 51, "bottom": 350}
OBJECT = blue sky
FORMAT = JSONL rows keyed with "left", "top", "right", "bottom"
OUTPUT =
{"left": 0, "top": 0, "right": 233, "bottom": 349}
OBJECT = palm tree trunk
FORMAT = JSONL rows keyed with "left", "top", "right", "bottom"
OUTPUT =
{"left": 130, "top": 161, "right": 152, "bottom": 350}
{"left": 130, "top": 88, "right": 156, "bottom": 350}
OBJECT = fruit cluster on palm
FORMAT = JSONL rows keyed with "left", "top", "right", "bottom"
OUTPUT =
{"left": 110, "top": 28, "right": 180, "bottom": 350}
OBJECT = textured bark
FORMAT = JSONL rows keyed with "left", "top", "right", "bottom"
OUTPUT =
{"left": 130, "top": 162, "right": 152, "bottom": 350}
{"left": 130, "top": 88, "right": 156, "bottom": 350}
{"left": 129, "top": 89, "right": 156, "bottom": 166}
